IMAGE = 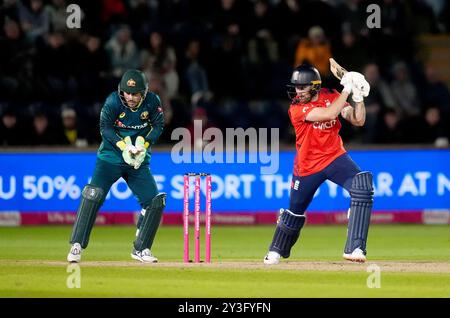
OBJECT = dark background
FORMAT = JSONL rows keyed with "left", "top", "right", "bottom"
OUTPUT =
{"left": 1, "top": 0, "right": 449, "bottom": 148}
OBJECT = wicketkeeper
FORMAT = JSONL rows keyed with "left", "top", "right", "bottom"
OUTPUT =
{"left": 264, "top": 63, "right": 373, "bottom": 264}
{"left": 67, "top": 69, "right": 166, "bottom": 263}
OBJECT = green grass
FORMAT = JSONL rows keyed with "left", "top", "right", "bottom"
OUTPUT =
{"left": 0, "top": 225, "right": 449, "bottom": 297}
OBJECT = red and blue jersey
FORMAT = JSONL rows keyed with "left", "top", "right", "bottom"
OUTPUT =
{"left": 288, "top": 88, "right": 348, "bottom": 176}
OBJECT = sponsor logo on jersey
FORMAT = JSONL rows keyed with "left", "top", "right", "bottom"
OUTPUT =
{"left": 115, "top": 119, "right": 125, "bottom": 128}
{"left": 115, "top": 119, "right": 149, "bottom": 130}
{"left": 127, "top": 78, "right": 136, "bottom": 87}
{"left": 140, "top": 111, "right": 149, "bottom": 120}
{"left": 313, "top": 119, "right": 337, "bottom": 130}
{"left": 119, "top": 112, "right": 126, "bottom": 118}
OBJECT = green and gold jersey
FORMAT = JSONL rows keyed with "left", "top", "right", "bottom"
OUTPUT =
{"left": 97, "top": 91, "right": 164, "bottom": 164}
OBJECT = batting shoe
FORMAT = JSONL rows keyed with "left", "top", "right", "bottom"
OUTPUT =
{"left": 343, "top": 248, "right": 366, "bottom": 263}
{"left": 263, "top": 251, "right": 281, "bottom": 265}
{"left": 131, "top": 248, "right": 158, "bottom": 263}
{"left": 67, "top": 243, "right": 82, "bottom": 263}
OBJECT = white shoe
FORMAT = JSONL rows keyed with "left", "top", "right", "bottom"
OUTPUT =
{"left": 263, "top": 251, "right": 281, "bottom": 265}
{"left": 343, "top": 248, "right": 366, "bottom": 263}
{"left": 67, "top": 243, "right": 82, "bottom": 263}
{"left": 131, "top": 248, "right": 158, "bottom": 263}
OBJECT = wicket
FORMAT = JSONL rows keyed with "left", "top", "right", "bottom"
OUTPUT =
{"left": 183, "top": 173, "right": 212, "bottom": 263}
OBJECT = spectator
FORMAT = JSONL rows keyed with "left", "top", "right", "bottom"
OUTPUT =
{"left": 0, "top": 107, "right": 26, "bottom": 145}
{"left": 275, "top": 0, "right": 302, "bottom": 58}
{"left": 18, "top": 0, "right": 50, "bottom": 43}
{"left": 211, "top": 0, "right": 246, "bottom": 41}
{"left": 334, "top": 27, "right": 370, "bottom": 74}
{"left": 419, "top": 106, "right": 449, "bottom": 147}
{"left": 390, "top": 61, "right": 421, "bottom": 119}
{"left": 407, "top": 0, "right": 439, "bottom": 35}
{"left": 0, "top": 19, "right": 31, "bottom": 100}
{"left": 29, "top": 112, "right": 64, "bottom": 145}
{"left": 46, "top": 0, "right": 69, "bottom": 33}
{"left": 294, "top": 26, "right": 332, "bottom": 78}
{"left": 140, "top": 31, "right": 179, "bottom": 99}
{"left": 336, "top": 0, "right": 368, "bottom": 38}
{"left": 105, "top": 25, "right": 140, "bottom": 79}
{"left": 210, "top": 34, "right": 246, "bottom": 99}
{"left": 181, "top": 39, "right": 212, "bottom": 100}
{"left": 361, "top": 63, "right": 397, "bottom": 142}
{"left": 422, "top": 65, "right": 450, "bottom": 116}
{"left": 247, "top": 0, "right": 278, "bottom": 66}
{"left": 60, "top": 108, "right": 88, "bottom": 147}
{"left": 246, "top": 0, "right": 279, "bottom": 98}
{"left": 76, "top": 35, "right": 110, "bottom": 100}
{"left": 147, "top": 73, "right": 173, "bottom": 126}
{"left": 374, "top": 108, "right": 405, "bottom": 144}
{"left": 35, "top": 31, "right": 73, "bottom": 100}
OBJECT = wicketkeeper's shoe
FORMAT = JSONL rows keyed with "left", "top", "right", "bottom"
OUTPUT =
{"left": 67, "top": 243, "right": 82, "bottom": 263}
{"left": 131, "top": 248, "right": 158, "bottom": 263}
{"left": 263, "top": 251, "right": 281, "bottom": 265}
{"left": 343, "top": 248, "right": 366, "bottom": 263}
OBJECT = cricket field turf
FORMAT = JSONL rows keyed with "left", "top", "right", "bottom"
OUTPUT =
{"left": 0, "top": 224, "right": 449, "bottom": 298}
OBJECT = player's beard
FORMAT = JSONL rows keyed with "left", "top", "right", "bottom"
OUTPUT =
{"left": 126, "top": 98, "right": 140, "bottom": 109}
{"left": 296, "top": 93, "right": 312, "bottom": 104}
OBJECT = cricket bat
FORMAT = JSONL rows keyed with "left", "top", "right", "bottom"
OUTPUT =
{"left": 329, "top": 58, "right": 348, "bottom": 80}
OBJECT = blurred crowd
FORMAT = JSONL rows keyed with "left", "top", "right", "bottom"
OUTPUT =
{"left": 1, "top": 0, "right": 450, "bottom": 147}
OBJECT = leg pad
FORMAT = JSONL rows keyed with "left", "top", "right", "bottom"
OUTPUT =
{"left": 70, "top": 185, "right": 104, "bottom": 249}
{"left": 344, "top": 172, "right": 374, "bottom": 254}
{"left": 269, "top": 209, "right": 306, "bottom": 258}
{"left": 134, "top": 193, "right": 166, "bottom": 251}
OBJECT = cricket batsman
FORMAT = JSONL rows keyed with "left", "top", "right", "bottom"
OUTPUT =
{"left": 264, "top": 63, "right": 373, "bottom": 264}
{"left": 67, "top": 69, "right": 165, "bottom": 263}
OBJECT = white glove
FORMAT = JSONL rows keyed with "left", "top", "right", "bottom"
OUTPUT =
{"left": 116, "top": 136, "right": 137, "bottom": 166}
{"left": 351, "top": 89, "right": 364, "bottom": 103}
{"left": 133, "top": 136, "right": 149, "bottom": 169}
{"left": 351, "top": 72, "right": 370, "bottom": 97}
{"left": 341, "top": 71, "right": 370, "bottom": 102}
{"left": 340, "top": 72, "right": 353, "bottom": 93}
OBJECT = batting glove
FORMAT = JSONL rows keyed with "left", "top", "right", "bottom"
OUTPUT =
{"left": 351, "top": 72, "right": 370, "bottom": 97}
{"left": 350, "top": 74, "right": 370, "bottom": 103}
{"left": 116, "top": 136, "right": 137, "bottom": 166}
{"left": 351, "top": 89, "right": 364, "bottom": 103}
{"left": 340, "top": 72, "right": 353, "bottom": 94}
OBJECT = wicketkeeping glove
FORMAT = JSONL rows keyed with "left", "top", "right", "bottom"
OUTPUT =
{"left": 116, "top": 136, "right": 137, "bottom": 166}
{"left": 133, "top": 136, "right": 150, "bottom": 169}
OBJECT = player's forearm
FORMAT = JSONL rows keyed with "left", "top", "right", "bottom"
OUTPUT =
{"left": 305, "top": 91, "right": 350, "bottom": 122}
{"left": 100, "top": 123, "right": 122, "bottom": 146}
{"left": 99, "top": 112, "right": 122, "bottom": 145}
{"left": 326, "top": 91, "right": 350, "bottom": 119}
{"left": 352, "top": 101, "right": 366, "bottom": 126}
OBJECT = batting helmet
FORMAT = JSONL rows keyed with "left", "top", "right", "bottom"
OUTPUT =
{"left": 286, "top": 64, "right": 322, "bottom": 100}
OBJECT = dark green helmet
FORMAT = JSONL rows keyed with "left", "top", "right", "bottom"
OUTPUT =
{"left": 118, "top": 69, "right": 149, "bottom": 108}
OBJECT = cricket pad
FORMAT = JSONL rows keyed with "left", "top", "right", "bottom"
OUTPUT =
{"left": 70, "top": 185, "right": 104, "bottom": 249}
{"left": 269, "top": 209, "right": 306, "bottom": 258}
{"left": 344, "top": 172, "right": 374, "bottom": 254}
{"left": 134, "top": 192, "right": 166, "bottom": 251}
